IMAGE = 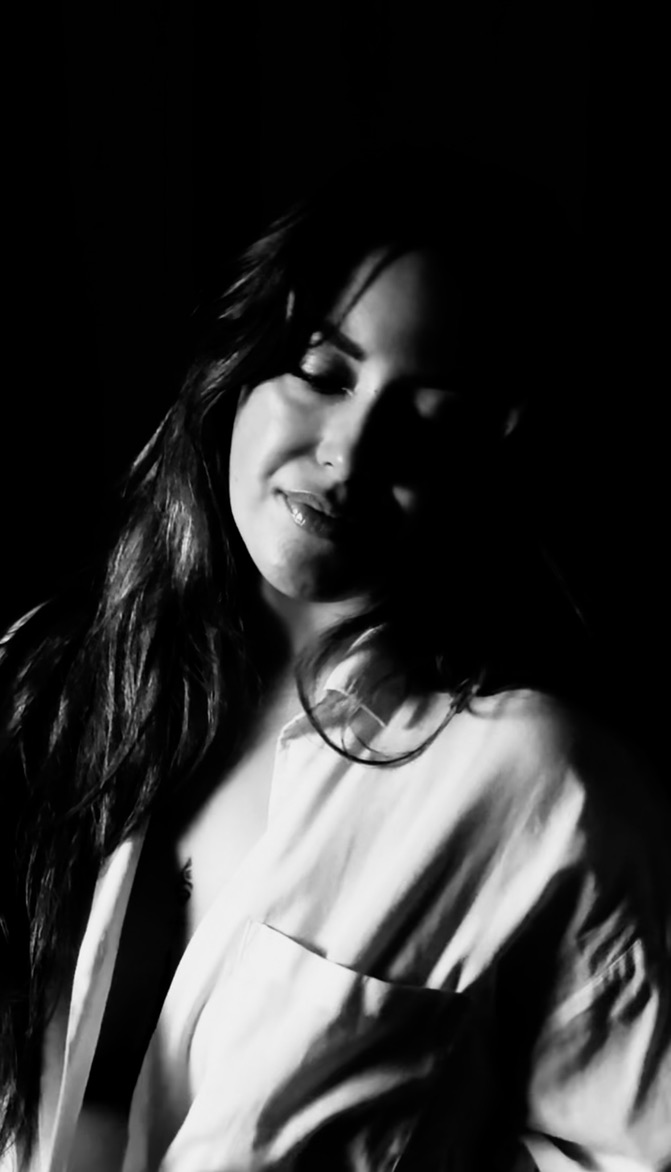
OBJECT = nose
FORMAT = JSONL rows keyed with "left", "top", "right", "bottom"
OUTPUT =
{"left": 315, "top": 395, "right": 377, "bottom": 480}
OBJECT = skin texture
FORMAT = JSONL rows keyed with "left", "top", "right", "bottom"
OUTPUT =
{"left": 228, "top": 249, "right": 467, "bottom": 634}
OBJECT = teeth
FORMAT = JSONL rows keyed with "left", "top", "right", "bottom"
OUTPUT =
{"left": 287, "top": 501, "right": 307, "bottom": 527}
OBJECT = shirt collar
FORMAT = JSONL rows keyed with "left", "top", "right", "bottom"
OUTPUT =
{"left": 319, "top": 628, "right": 450, "bottom": 736}
{"left": 319, "top": 628, "right": 398, "bottom": 728}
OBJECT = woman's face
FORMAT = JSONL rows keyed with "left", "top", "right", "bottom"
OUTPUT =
{"left": 229, "top": 248, "right": 478, "bottom": 607}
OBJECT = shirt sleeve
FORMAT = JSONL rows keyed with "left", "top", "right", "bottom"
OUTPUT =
{"left": 522, "top": 925, "right": 671, "bottom": 1171}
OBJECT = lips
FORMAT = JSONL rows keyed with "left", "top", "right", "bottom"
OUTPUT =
{"left": 281, "top": 491, "right": 359, "bottom": 541}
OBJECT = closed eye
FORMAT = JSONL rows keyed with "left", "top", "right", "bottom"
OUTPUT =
{"left": 292, "top": 333, "right": 355, "bottom": 396}
{"left": 290, "top": 350, "right": 354, "bottom": 395}
{"left": 295, "top": 369, "right": 350, "bottom": 395}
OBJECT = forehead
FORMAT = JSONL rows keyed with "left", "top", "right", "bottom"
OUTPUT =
{"left": 331, "top": 249, "right": 461, "bottom": 367}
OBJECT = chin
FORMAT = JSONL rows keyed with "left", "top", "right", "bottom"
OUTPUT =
{"left": 260, "top": 561, "right": 369, "bottom": 607}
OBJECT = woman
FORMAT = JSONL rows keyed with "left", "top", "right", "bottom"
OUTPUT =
{"left": 1, "top": 152, "right": 669, "bottom": 1171}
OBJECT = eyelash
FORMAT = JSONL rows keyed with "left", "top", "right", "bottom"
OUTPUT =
{"left": 294, "top": 369, "right": 350, "bottom": 396}
{"left": 292, "top": 369, "right": 475, "bottom": 429}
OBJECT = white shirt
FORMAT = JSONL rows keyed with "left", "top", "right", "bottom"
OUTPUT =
{"left": 7, "top": 649, "right": 671, "bottom": 1171}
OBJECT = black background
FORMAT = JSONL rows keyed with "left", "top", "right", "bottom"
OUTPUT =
{"left": 3, "top": 3, "right": 666, "bottom": 766}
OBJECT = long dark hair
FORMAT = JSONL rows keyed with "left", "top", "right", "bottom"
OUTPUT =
{"left": 0, "top": 149, "right": 580, "bottom": 1154}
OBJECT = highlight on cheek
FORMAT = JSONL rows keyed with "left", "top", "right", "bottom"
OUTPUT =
{"left": 413, "top": 387, "right": 458, "bottom": 420}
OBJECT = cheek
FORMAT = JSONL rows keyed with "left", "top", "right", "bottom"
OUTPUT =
{"left": 228, "top": 423, "right": 252, "bottom": 524}
{"left": 392, "top": 484, "right": 421, "bottom": 516}
{"left": 391, "top": 462, "right": 447, "bottom": 529}
{"left": 230, "top": 379, "right": 317, "bottom": 486}
{"left": 229, "top": 384, "right": 286, "bottom": 498}
{"left": 229, "top": 401, "right": 260, "bottom": 496}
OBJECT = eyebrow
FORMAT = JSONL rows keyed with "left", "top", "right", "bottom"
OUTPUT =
{"left": 315, "top": 324, "right": 366, "bottom": 362}
{"left": 312, "top": 325, "right": 471, "bottom": 396}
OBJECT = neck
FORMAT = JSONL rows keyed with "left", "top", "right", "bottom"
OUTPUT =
{"left": 257, "top": 582, "right": 367, "bottom": 658}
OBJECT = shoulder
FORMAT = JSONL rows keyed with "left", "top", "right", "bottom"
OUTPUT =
{"left": 471, "top": 690, "right": 671, "bottom": 953}
{"left": 410, "top": 687, "right": 581, "bottom": 815}
{"left": 465, "top": 686, "right": 664, "bottom": 818}
{"left": 415, "top": 686, "right": 670, "bottom": 896}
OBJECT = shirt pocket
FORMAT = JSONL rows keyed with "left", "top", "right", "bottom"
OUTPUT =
{"left": 189, "top": 918, "right": 470, "bottom": 1171}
